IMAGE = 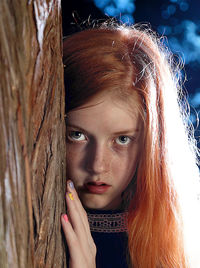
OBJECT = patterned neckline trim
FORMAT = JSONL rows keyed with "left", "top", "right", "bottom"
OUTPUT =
{"left": 87, "top": 210, "right": 128, "bottom": 233}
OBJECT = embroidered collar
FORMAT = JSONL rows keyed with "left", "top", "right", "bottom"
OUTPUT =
{"left": 87, "top": 210, "right": 128, "bottom": 233}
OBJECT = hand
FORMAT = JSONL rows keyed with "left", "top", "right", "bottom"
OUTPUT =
{"left": 61, "top": 180, "right": 96, "bottom": 268}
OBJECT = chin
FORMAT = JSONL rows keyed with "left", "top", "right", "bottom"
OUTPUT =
{"left": 83, "top": 202, "right": 108, "bottom": 210}
{"left": 82, "top": 199, "right": 120, "bottom": 211}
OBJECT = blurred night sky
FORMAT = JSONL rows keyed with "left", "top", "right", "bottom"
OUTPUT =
{"left": 62, "top": 0, "right": 200, "bottom": 147}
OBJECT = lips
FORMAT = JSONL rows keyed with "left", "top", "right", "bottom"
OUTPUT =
{"left": 84, "top": 181, "right": 111, "bottom": 194}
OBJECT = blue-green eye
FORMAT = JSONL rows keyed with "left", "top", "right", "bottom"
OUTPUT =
{"left": 68, "top": 131, "right": 86, "bottom": 141}
{"left": 115, "top": 136, "right": 131, "bottom": 145}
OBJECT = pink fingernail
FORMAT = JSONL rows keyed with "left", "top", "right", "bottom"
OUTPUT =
{"left": 63, "top": 214, "right": 68, "bottom": 223}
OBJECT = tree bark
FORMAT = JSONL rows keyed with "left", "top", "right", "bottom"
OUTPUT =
{"left": 0, "top": 1, "right": 67, "bottom": 267}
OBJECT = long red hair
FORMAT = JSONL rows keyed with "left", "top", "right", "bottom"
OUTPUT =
{"left": 63, "top": 23, "right": 200, "bottom": 267}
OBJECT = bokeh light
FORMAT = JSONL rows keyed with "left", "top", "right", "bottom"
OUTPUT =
{"left": 157, "top": 0, "right": 200, "bottom": 135}
{"left": 93, "top": 0, "right": 135, "bottom": 24}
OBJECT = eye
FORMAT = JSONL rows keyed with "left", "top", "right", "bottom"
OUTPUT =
{"left": 68, "top": 131, "right": 86, "bottom": 141}
{"left": 115, "top": 136, "right": 131, "bottom": 145}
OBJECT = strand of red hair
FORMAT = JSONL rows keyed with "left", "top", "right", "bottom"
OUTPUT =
{"left": 63, "top": 23, "right": 200, "bottom": 268}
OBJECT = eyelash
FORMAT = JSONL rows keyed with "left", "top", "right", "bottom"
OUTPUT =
{"left": 67, "top": 131, "right": 134, "bottom": 146}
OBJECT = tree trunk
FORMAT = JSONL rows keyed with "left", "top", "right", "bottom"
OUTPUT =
{"left": 0, "top": 1, "right": 67, "bottom": 267}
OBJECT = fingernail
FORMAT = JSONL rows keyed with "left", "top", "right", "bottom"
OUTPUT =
{"left": 68, "top": 192, "right": 74, "bottom": 201}
{"left": 63, "top": 214, "right": 68, "bottom": 223}
{"left": 68, "top": 180, "right": 74, "bottom": 189}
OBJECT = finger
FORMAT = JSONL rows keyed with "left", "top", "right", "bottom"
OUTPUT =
{"left": 61, "top": 214, "right": 81, "bottom": 258}
{"left": 67, "top": 180, "right": 91, "bottom": 234}
{"left": 66, "top": 181, "right": 94, "bottom": 250}
{"left": 61, "top": 215, "right": 95, "bottom": 268}
{"left": 65, "top": 190, "right": 89, "bottom": 245}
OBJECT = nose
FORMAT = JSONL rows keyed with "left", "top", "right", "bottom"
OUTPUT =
{"left": 86, "top": 142, "right": 110, "bottom": 174}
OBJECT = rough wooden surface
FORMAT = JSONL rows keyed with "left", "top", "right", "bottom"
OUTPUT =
{"left": 0, "top": 1, "right": 67, "bottom": 267}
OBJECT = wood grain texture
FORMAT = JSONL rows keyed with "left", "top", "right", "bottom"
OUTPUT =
{"left": 0, "top": 0, "right": 67, "bottom": 267}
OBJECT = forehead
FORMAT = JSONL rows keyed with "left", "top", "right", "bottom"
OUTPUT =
{"left": 66, "top": 91, "right": 142, "bottom": 132}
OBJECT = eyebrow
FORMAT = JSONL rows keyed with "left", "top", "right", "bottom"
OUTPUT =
{"left": 66, "top": 123, "right": 140, "bottom": 135}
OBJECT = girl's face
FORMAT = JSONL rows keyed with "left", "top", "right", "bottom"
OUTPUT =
{"left": 66, "top": 92, "right": 143, "bottom": 210}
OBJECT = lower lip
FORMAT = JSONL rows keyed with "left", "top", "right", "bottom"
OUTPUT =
{"left": 84, "top": 184, "right": 111, "bottom": 194}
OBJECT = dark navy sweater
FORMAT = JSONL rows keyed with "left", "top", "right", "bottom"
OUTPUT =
{"left": 87, "top": 209, "right": 129, "bottom": 268}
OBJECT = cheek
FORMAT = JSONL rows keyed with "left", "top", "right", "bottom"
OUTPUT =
{"left": 112, "top": 160, "right": 136, "bottom": 180}
{"left": 111, "top": 148, "right": 139, "bottom": 181}
{"left": 66, "top": 146, "right": 79, "bottom": 175}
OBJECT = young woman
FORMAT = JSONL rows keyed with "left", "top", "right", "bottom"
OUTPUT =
{"left": 61, "top": 22, "right": 200, "bottom": 268}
